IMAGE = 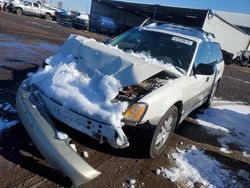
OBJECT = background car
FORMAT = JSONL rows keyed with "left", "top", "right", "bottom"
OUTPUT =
{"left": 72, "top": 13, "right": 89, "bottom": 30}
{"left": 96, "top": 16, "right": 117, "bottom": 35}
{"left": 56, "top": 10, "right": 80, "bottom": 27}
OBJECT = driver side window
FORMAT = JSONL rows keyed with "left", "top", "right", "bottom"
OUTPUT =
{"left": 25, "top": 2, "right": 32, "bottom": 7}
{"left": 34, "top": 3, "right": 39, "bottom": 8}
{"left": 194, "top": 42, "right": 209, "bottom": 68}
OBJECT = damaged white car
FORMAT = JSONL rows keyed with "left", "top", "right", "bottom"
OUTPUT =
{"left": 16, "top": 23, "right": 224, "bottom": 186}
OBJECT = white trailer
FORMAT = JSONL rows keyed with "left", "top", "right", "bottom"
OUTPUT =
{"left": 202, "top": 12, "right": 250, "bottom": 61}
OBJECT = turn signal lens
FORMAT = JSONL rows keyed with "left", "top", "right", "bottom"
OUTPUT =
{"left": 124, "top": 103, "right": 147, "bottom": 122}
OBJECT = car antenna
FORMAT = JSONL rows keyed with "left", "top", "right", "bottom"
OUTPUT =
{"left": 140, "top": 17, "right": 152, "bottom": 27}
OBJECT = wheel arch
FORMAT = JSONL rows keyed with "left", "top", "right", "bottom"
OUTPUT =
{"left": 173, "top": 100, "right": 183, "bottom": 128}
{"left": 15, "top": 7, "right": 23, "bottom": 13}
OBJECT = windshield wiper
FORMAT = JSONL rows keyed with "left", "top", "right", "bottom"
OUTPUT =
{"left": 174, "top": 66, "right": 186, "bottom": 75}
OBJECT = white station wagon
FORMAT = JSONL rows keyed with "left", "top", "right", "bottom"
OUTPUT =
{"left": 16, "top": 23, "right": 225, "bottom": 186}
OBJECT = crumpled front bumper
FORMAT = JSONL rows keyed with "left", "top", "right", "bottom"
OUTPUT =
{"left": 16, "top": 80, "right": 101, "bottom": 187}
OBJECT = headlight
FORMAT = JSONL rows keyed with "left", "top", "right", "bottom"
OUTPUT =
{"left": 124, "top": 103, "right": 148, "bottom": 123}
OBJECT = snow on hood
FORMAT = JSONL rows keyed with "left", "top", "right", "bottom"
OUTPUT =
{"left": 45, "top": 35, "right": 181, "bottom": 87}
{"left": 29, "top": 35, "right": 178, "bottom": 127}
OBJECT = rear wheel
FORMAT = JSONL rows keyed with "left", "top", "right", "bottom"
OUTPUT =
{"left": 148, "top": 106, "right": 178, "bottom": 158}
{"left": 56, "top": 15, "right": 60, "bottom": 22}
{"left": 203, "top": 82, "right": 218, "bottom": 108}
{"left": 45, "top": 13, "right": 51, "bottom": 20}
{"left": 16, "top": 8, "right": 23, "bottom": 15}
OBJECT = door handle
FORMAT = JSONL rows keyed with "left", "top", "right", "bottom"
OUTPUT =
{"left": 206, "top": 77, "right": 209, "bottom": 82}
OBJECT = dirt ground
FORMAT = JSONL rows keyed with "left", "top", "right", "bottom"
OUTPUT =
{"left": 0, "top": 12, "right": 249, "bottom": 188}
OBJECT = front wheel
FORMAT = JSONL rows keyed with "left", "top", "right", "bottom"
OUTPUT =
{"left": 16, "top": 8, "right": 23, "bottom": 15}
{"left": 149, "top": 106, "right": 178, "bottom": 158}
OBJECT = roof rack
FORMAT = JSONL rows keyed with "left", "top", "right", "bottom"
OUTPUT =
{"left": 140, "top": 18, "right": 215, "bottom": 39}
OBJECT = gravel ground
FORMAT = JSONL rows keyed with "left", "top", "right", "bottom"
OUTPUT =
{"left": 0, "top": 12, "right": 249, "bottom": 188}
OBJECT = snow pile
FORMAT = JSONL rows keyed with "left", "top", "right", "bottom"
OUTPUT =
{"left": 122, "top": 179, "right": 137, "bottom": 188}
{"left": 157, "top": 146, "right": 237, "bottom": 188}
{"left": 195, "top": 99, "right": 250, "bottom": 155}
{"left": 30, "top": 57, "right": 128, "bottom": 127}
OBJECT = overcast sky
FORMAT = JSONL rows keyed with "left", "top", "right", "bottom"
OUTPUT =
{"left": 51, "top": 0, "right": 250, "bottom": 14}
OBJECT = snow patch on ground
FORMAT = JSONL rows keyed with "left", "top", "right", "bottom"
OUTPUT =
{"left": 122, "top": 178, "right": 137, "bottom": 188}
{"left": 195, "top": 99, "right": 250, "bottom": 154}
{"left": 70, "top": 144, "right": 77, "bottom": 152}
{"left": 1, "top": 103, "right": 17, "bottom": 113}
{"left": 219, "top": 147, "right": 232, "bottom": 154}
{"left": 157, "top": 146, "right": 239, "bottom": 188}
{"left": 0, "top": 103, "right": 19, "bottom": 133}
{"left": 243, "top": 151, "right": 250, "bottom": 158}
{"left": 0, "top": 118, "right": 19, "bottom": 133}
{"left": 56, "top": 131, "right": 68, "bottom": 140}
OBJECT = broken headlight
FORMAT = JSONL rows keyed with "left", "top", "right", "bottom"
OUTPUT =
{"left": 123, "top": 103, "right": 148, "bottom": 124}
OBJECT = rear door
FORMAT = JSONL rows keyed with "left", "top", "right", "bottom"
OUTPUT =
{"left": 183, "top": 42, "right": 214, "bottom": 113}
{"left": 23, "top": 2, "right": 34, "bottom": 15}
{"left": 208, "top": 42, "right": 224, "bottom": 83}
{"left": 33, "top": 3, "right": 40, "bottom": 15}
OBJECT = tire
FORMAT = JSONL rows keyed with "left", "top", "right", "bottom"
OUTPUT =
{"left": 45, "top": 13, "right": 51, "bottom": 20}
{"left": 56, "top": 15, "right": 60, "bottom": 22}
{"left": 203, "top": 82, "right": 218, "bottom": 108}
{"left": 16, "top": 8, "right": 23, "bottom": 15}
{"left": 148, "top": 106, "right": 178, "bottom": 158}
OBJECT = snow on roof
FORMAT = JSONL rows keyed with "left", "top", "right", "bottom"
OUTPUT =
{"left": 76, "top": 14, "right": 89, "bottom": 20}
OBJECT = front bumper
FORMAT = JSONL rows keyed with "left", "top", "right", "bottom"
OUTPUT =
{"left": 16, "top": 80, "right": 101, "bottom": 187}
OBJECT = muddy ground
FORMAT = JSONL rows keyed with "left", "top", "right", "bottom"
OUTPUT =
{"left": 0, "top": 12, "right": 249, "bottom": 188}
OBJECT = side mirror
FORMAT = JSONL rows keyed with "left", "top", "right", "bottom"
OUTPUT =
{"left": 103, "top": 37, "right": 113, "bottom": 44}
{"left": 194, "top": 63, "right": 214, "bottom": 75}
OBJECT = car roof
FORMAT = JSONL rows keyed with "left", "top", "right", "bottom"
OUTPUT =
{"left": 143, "top": 23, "right": 215, "bottom": 43}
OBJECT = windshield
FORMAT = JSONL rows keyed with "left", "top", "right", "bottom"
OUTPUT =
{"left": 111, "top": 28, "right": 197, "bottom": 73}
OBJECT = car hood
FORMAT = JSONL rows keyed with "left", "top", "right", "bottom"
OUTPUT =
{"left": 47, "top": 35, "right": 181, "bottom": 87}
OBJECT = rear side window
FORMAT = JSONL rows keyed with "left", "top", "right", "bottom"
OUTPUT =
{"left": 34, "top": 3, "right": 39, "bottom": 8}
{"left": 194, "top": 42, "right": 209, "bottom": 67}
{"left": 208, "top": 43, "right": 223, "bottom": 64}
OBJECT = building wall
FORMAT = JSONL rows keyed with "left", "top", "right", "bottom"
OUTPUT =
{"left": 90, "top": 0, "right": 145, "bottom": 31}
